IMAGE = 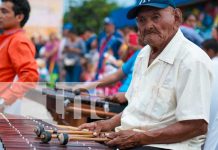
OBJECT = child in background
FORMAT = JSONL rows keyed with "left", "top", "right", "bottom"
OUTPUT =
{"left": 36, "top": 58, "right": 50, "bottom": 82}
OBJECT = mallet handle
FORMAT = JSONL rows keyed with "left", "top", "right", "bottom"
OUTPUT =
{"left": 69, "top": 136, "right": 109, "bottom": 142}
{"left": 47, "top": 129, "right": 93, "bottom": 135}
{"left": 53, "top": 124, "right": 89, "bottom": 132}
{"left": 54, "top": 125, "right": 79, "bottom": 131}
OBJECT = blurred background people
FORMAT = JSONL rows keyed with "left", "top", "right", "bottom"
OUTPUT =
{"left": 212, "top": 26, "right": 218, "bottom": 41}
{"left": 63, "top": 28, "right": 86, "bottom": 83}
{"left": 202, "top": 39, "right": 218, "bottom": 150}
{"left": 43, "top": 33, "right": 60, "bottom": 83}
{"left": 96, "top": 17, "right": 123, "bottom": 80}
{"left": 180, "top": 12, "right": 204, "bottom": 46}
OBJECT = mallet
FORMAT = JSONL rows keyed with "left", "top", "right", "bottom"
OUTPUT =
{"left": 34, "top": 125, "right": 93, "bottom": 137}
{"left": 40, "top": 131, "right": 94, "bottom": 143}
{"left": 58, "top": 133, "right": 109, "bottom": 145}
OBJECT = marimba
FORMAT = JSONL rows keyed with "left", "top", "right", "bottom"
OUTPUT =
{"left": 0, "top": 114, "right": 112, "bottom": 150}
{"left": 42, "top": 88, "right": 126, "bottom": 126}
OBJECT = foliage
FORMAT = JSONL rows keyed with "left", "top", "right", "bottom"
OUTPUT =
{"left": 64, "top": 0, "right": 118, "bottom": 34}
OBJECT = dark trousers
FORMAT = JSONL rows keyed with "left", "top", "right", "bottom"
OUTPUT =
{"left": 65, "top": 64, "right": 82, "bottom": 82}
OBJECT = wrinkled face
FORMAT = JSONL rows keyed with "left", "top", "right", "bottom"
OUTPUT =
{"left": 0, "top": 1, "right": 22, "bottom": 30}
{"left": 136, "top": 7, "right": 179, "bottom": 49}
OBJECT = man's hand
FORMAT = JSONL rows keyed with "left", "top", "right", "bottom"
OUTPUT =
{"left": 106, "top": 93, "right": 127, "bottom": 104}
{"left": 105, "top": 130, "right": 144, "bottom": 149}
{"left": 78, "top": 120, "right": 114, "bottom": 136}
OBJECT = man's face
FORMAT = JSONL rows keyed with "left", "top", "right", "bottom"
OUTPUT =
{"left": 136, "top": 7, "right": 179, "bottom": 48}
{"left": 0, "top": 1, "right": 21, "bottom": 30}
{"left": 186, "top": 14, "right": 197, "bottom": 28}
{"left": 104, "top": 23, "right": 115, "bottom": 34}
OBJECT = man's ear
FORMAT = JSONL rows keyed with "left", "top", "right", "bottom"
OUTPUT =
{"left": 174, "top": 8, "right": 182, "bottom": 27}
{"left": 16, "top": 14, "right": 24, "bottom": 25}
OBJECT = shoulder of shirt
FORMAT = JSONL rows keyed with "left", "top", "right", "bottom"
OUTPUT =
{"left": 10, "top": 31, "right": 33, "bottom": 45}
{"left": 178, "top": 37, "right": 209, "bottom": 60}
{"left": 8, "top": 32, "right": 35, "bottom": 53}
{"left": 176, "top": 37, "right": 212, "bottom": 71}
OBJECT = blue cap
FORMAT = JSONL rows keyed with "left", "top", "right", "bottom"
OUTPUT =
{"left": 63, "top": 22, "right": 73, "bottom": 30}
{"left": 127, "top": 0, "right": 176, "bottom": 19}
{"left": 104, "top": 17, "right": 114, "bottom": 25}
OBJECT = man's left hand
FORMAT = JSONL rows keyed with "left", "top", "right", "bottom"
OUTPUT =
{"left": 105, "top": 130, "right": 144, "bottom": 149}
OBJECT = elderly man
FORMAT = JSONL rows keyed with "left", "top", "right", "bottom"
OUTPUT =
{"left": 79, "top": 0, "right": 213, "bottom": 149}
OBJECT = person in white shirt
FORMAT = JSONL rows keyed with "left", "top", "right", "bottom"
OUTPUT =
{"left": 202, "top": 39, "right": 218, "bottom": 150}
{"left": 79, "top": 0, "right": 213, "bottom": 149}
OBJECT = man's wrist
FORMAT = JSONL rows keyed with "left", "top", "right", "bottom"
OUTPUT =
{"left": 137, "top": 132, "right": 149, "bottom": 146}
{"left": 138, "top": 130, "right": 159, "bottom": 146}
{"left": 97, "top": 119, "right": 114, "bottom": 131}
{"left": 108, "top": 115, "right": 121, "bottom": 130}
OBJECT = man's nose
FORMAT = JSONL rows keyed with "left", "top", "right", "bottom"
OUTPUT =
{"left": 138, "top": 19, "right": 154, "bottom": 31}
{"left": 144, "top": 20, "right": 154, "bottom": 31}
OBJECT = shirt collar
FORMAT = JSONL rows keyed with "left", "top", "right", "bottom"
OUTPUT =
{"left": 0, "top": 28, "right": 23, "bottom": 36}
{"left": 138, "top": 29, "right": 184, "bottom": 65}
{"left": 0, "top": 28, "right": 24, "bottom": 42}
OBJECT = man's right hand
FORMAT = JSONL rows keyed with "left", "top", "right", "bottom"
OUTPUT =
{"left": 78, "top": 120, "right": 114, "bottom": 136}
{"left": 105, "top": 93, "right": 127, "bottom": 104}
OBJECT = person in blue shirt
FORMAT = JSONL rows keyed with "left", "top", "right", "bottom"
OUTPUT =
{"left": 118, "top": 50, "right": 140, "bottom": 92}
{"left": 95, "top": 17, "right": 123, "bottom": 80}
{"left": 83, "top": 28, "right": 97, "bottom": 52}
{"left": 76, "top": 50, "right": 140, "bottom": 104}
{"left": 180, "top": 12, "right": 204, "bottom": 47}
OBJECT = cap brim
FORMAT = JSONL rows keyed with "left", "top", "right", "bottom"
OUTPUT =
{"left": 127, "top": 3, "right": 170, "bottom": 19}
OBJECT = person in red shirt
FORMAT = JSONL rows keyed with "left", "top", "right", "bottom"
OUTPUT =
{"left": 0, "top": 0, "right": 39, "bottom": 111}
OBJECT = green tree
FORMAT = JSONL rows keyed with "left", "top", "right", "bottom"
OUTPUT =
{"left": 64, "top": 0, "right": 118, "bottom": 34}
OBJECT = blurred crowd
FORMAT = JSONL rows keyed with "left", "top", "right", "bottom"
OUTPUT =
{"left": 32, "top": 2, "right": 218, "bottom": 94}
{"left": 33, "top": 17, "right": 141, "bottom": 94}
